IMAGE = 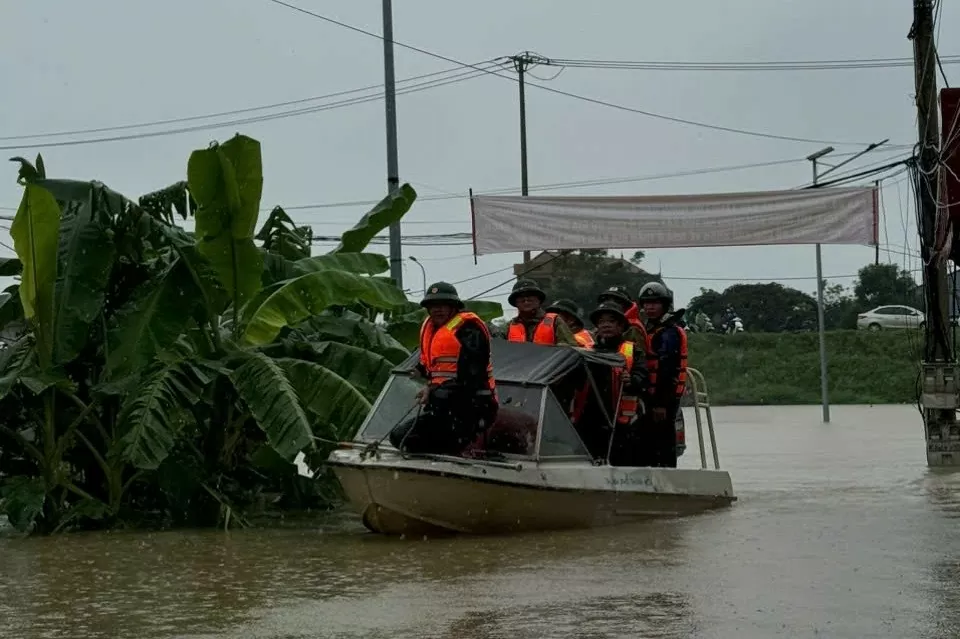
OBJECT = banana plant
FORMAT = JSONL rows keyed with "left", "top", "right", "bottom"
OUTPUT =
{"left": 0, "top": 132, "right": 433, "bottom": 534}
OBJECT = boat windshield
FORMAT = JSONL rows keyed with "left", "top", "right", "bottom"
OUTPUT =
{"left": 355, "top": 374, "right": 422, "bottom": 442}
{"left": 354, "top": 375, "right": 591, "bottom": 461}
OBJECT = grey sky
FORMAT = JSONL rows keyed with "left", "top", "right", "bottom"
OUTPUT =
{"left": 0, "top": 0, "right": 952, "bottom": 312}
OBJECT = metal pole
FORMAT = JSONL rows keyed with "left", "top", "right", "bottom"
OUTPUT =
{"left": 812, "top": 157, "right": 831, "bottom": 423}
{"left": 516, "top": 55, "right": 531, "bottom": 265}
{"left": 382, "top": 0, "right": 402, "bottom": 287}
{"left": 409, "top": 255, "right": 426, "bottom": 294}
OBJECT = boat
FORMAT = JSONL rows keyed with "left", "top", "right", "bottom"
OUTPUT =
{"left": 326, "top": 339, "right": 735, "bottom": 536}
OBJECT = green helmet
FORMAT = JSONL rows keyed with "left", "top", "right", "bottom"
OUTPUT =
{"left": 420, "top": 281, "right": 464, "bottom": 309}
{"left": 597, "top": 284, "right": 632, "bottom": 308}
{"left": 508, "top": 278, "right": 546, "bottom": 307}
{"left": 638, "top": 281, "right": 673, "bottom": 307}
{"left": 545, "top": 298, "right": 585, "bottom": 326}
{"left": 589, "top": 300, "right": 628, "bottom": 327}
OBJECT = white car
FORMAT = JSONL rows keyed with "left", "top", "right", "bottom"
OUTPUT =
{"left": 857, "top": 305, "right": 924, "bottom": 331}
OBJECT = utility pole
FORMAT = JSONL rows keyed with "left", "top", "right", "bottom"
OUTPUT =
{"left": 911, "top": 0, "right": 958, "bottom": 467}
{"left": 808, "top": 147, "right": 833, "bottom": 423}
{"left": 509, "top": 52, "right": 549, "bottom": 265}
{"left": 805, "top": 138, "right": 888, "bottom": 424}
{"left": 382, "top": 0, "right": 402, "bottom": 287}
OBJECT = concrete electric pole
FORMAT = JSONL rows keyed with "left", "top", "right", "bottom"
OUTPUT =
{"left": 509, "top": 52, "right": 549, "bottom": 265}
{"left": 910, "top": 0, "right": 958, "bottom": 466}
{"left": 382, "top": 0, "right": 402, "bottom": 287}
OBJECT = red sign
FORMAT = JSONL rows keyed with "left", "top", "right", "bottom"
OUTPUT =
{"left": 940, "top": 88, "right": 960, "bottom": 236}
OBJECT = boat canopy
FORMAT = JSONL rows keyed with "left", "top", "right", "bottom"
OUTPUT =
{"left": 393, "top": 339, "right": 627, "bottom": 387}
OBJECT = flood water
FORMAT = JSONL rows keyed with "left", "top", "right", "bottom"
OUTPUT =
{"left": 2, "top": 404, "right": 960, "bottom": 638}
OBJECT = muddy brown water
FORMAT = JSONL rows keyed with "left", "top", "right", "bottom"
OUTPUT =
{"left": 2, "top": 405, "right": 959, "bottom": 638}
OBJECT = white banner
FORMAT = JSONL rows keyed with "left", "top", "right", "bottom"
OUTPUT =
{"left": 470, "top": 187, "right": 878, "bottom": 255}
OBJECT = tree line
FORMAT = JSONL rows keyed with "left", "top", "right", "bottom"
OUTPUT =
{"left": 499, "top": 249, "right": 923, "bottom": 333}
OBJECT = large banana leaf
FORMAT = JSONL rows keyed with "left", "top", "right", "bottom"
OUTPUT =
{"left": 0, "top": 257, "right": 21, "bottom": 276}
{"left": 256, "top": 206, "right": 311, "bottom": 260}
{"left": 0, "top": 335, "right": 34, "bottom": 401}
{"left": 0, "top": 285, "right": 24, "bottom": 331}
{"left": 105, "top": 258, "right": 198, "bottom": 379}
{"left": 229, "top": 352, "right": 313, "bottom": 461}
{"left": 155, "top": 223, "right": 229, "bottom": 315}
{"left": 188, "top": 134, "right": 264, "bottom": 316}
{"left": 139, "top": 180, "right": 194, "bottom": 223}
{"left": 242, "top": 270, "right": 408, "bottom": 346}
{"left": 114, "top": 361, "right": 201, "bottom": 470}
{"left": 297, "top": 312, "right": 409, "bottom": 364}
{"left": 189, "top": 134, "right": 262, "bottom": 239}
{"left": 196, "top": 233, "right": 263, "bottom": 315}
{"left": 36, "top": 181, "right": 119, "bottom": 365}
{"left": 333, "top": 184, "right": 417, "bottom": 254}
{"left": 11, "top": 183, "right": 60, "bottom": 369}
{"left": 295, "top": 341, "right": 395, "bottom": 402}
{"left": 0, "top": 477, "right": 46, "bottom": 533}
{"left": 294, "top": 252, "right": 389, "bottom": 276}
{"left": 277, "top": 358, "right": 371, "bottom": 440}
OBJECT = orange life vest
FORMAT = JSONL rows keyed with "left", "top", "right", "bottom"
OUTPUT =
{"left": 573, "top": 329, "right": 595, "bottom": 348}
{"left": 506, "top": 313, "right": 558, "bottom": 345}
{"left": 419, "top": 312, "right": 497, "bottom": 398}
{"left": 612, "top": 341, "right": 640, "bottom": 424}
{"left": 645, "top": 321, "right": 688, "bottom": 401}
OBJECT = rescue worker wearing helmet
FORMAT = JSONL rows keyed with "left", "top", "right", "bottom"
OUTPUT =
{"left": 597, "top": 285, "right": 648, "bottom": 346}
{"left": 545, "top": 298, "right": 595, "bottom": 347}
{"left": 589, "top": 300, "right": 648, "bottom": 466}
{"left": 505, "top": 279, "right": 577, "bottom": 346}
{"left": 388, "top": 282, "right": 498, "bottom": 456}
{"left": 638, "top": 281, "right": 688, "bottom": 468}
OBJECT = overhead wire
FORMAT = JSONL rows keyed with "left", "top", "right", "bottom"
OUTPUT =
{"left": 264, "top": 0, "right": 910, "bottom": 148}
{"left": 0, "top": 62, "right": 502, "bottom": 142}
{"left": 545, "top": 55, "right": 960, "bottom": 72}
{"left": 271, "top": 148, "right": 903, "bottom": 219}
{"left": 0, "top": 62, "right": 506, "bottom": 150}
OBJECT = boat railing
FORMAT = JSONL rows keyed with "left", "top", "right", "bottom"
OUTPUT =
{"left": 686, "top": 367, "right": 721, "bottom": 470}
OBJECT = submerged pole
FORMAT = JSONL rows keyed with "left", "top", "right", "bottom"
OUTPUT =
{"left": 911, "top": 0, "right": 958, "bottom": 466}
{"left": 807, "top": 149, "right": 833, "bottom": 423}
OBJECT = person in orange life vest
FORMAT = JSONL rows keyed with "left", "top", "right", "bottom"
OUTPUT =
{"left": 544, "top": 298, "right": 594, "bottom": 429}
{"left": 596, "top": 284, "right": 648, "bottom": 346}
{"left": 505, "top": 279, "right": 577, "bottom": 346}
{"left": 387, "top": 281, "right": 498, "bottom": 456}
{"left": 589, "top": 301, "right": 648, "bottom": 466}
{"left": 638, "top": 281, "right": 688, "bottom": 468}
{"left": 545, "top": 298, "right": 595, "bottom": 348}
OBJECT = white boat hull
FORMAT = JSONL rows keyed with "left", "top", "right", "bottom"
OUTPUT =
{"left": 328, "top": 448, "right": 736, "bottom": 536}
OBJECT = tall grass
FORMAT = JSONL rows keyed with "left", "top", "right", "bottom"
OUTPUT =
{"left": 687, "top": 330, "right": 922, "bottom": 405}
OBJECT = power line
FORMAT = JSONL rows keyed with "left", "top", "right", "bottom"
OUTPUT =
{"left": 0, "top": 63, "right": 502, "bottom": 151}
{"left": 546, "top": 55, "right": 960, "bottom": 72}
{"left": 264, "top": 0, "right": 912, "bottom": 148}
{"left": 0, "top": 63, "right": 500, "bottom": 142}
{"left": 269, "top": 149, "right": 896, "bottom": 216}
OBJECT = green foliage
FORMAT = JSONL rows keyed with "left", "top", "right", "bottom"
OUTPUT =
{"left": 0, "top": 134, "right": 436, "bottom": 535}
{"left": 533, "top": 250, "right": 661, "bottom": 323}
{"left": 10, "top": 181, "right": 60, "bottom": 368}
{"left": 687, "top": 264, "right": 923, "bottom": 333}
{"left": 334, "top": 184, "right": 416, "bottom": 254}
{"left": 688, "top": 330, "right": 920, "bottom": 405}
{"left": 690, "top": 283, "right": 817, "bottom": 332}
{"left": 854, "top": 263, "right": 922, "bottom": 309}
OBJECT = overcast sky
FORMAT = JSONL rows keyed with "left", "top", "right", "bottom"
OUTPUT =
{"left": 0, "top": 0, "right": 953, "bottom": 312}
